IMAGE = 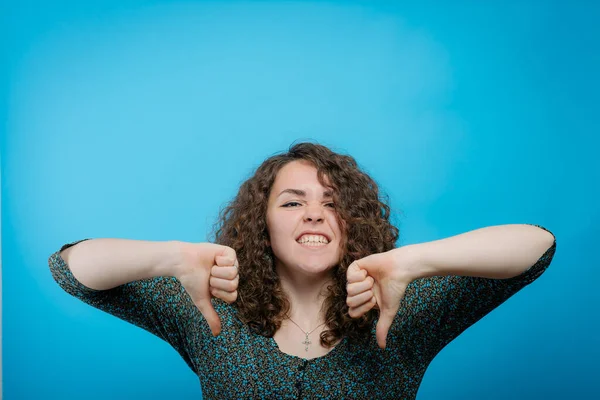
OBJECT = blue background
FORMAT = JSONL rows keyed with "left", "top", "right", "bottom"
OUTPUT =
{"left": 2, "top": 1, "right": 598, "bottom": 399}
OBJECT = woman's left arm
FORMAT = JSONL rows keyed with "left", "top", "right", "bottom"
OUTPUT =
{"left": 347, "top": 224, "right": 557, "bottom": 353}
{"left": 404, "top": 224, "right": 556, "bottom": 281}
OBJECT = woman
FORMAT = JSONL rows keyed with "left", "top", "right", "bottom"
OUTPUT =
{"left": 49, "top": 142, "right": 557, "bottom": 399}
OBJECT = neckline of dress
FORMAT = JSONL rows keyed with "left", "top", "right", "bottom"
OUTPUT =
{"left": 224, "top": 301, "right": 349, "bottom": 362}
{"left": 268, "top": 335, "right": 347, "bottom": 362}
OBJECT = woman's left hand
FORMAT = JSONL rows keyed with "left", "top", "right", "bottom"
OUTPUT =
{"left": 346, "top": 247, "right": 417, "bottom": 349}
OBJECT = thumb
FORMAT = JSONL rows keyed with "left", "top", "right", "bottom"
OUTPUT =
{"left": 375, "top": 304, "right": 399, "bottom": 349}
{"left": 195, "top": 298, "right": 222, "bottom": 337}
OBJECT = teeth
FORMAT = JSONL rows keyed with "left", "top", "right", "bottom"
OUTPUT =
{"left": 297, "top": 234, "right": 329, "bottom": 244}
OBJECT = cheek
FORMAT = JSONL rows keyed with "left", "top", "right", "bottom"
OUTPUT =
{"left": 269, "top": 218, "right": 295, "bottom": 242}
{"left": 329, "top": 215, "right": 343, "bottom": 235}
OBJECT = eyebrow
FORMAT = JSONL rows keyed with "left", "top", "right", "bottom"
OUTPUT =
{"left": 277, "top": 188, "right": 333, "bottom": 198}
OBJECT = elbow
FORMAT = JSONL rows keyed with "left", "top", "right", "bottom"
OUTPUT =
{"left": 536, "top": 226, "right": 556, "bottom": 250}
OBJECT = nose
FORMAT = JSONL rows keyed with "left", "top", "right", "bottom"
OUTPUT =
{"left": 304, "top": 203, "right": 325, "bottom": 222}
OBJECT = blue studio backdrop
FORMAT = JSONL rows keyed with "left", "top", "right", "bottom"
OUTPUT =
{"left": 2, "top": 1, "right": 598, "bottom": 399}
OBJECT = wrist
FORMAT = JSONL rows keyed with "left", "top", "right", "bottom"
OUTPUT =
{"left": 394, "top": 243, "right": 434, "bottom": 280}
{"left": 160, "top": 240, "right": 186, "bottom": 278}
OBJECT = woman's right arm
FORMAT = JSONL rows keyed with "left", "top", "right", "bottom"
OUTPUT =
{"left": 49, "top": 238, "right": 238, "bottom": 373}
{"left": 59, "top": 238, "right": 182, "bottom": 291}
{"left": 49, "top": 238, "right": 198, "bottom": 371}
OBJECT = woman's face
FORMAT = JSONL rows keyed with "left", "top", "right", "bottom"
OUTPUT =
{"left": 266, "top": 160, "right": 343, "bottom": 276}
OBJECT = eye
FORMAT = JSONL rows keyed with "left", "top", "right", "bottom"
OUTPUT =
{"left": 282, "top": 202, "right": 335, "bottom": 208}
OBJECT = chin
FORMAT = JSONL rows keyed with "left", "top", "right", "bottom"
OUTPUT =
{"left": 295, "top": 259, "right": 338, "bottom": 275}
{"left": 273, "top": 243, "right": 340, "bottom": 275}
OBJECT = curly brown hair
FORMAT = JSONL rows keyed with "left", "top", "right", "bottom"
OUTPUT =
{"left": 208, "top": 141, "right": 400, "bottom": 347}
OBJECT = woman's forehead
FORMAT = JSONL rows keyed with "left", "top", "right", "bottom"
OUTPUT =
{"left": 274, "top": 161, "right": 330, "bottom": 186}
{"left": 269, "top": 161, "right": 334, "bottom": 201}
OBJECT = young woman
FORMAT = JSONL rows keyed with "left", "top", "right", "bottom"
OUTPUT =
{"left": 49, "top": 142, "right": 556, "bottom": 399}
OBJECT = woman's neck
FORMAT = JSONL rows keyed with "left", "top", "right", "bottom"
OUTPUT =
{"left": 276, "top": 266, "right": 333, "bottom": 331}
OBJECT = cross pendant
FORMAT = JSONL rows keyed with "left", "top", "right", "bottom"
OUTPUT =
{"left": 302, "top": 334, "right": 311, "bottom": 352}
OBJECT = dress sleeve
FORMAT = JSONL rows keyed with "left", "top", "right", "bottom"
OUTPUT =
{"left": 394, "top": 224, "right": 557, "bottom": 365}
{"left": 48, "top": 239, "right": 200, "bottom": 372}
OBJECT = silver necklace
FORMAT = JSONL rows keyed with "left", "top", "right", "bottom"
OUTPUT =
{"left": 286, "top": 317, "right": 326, "bottom": 352}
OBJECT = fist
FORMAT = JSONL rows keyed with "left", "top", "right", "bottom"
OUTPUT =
{"left": 176, "top": 242, "right": 239, "bottom": 337}
{"left": 210, "top": 254, "right": 239, "bottom": 304}
{"left": 346, "top": 264, "right": 378, "bottom": 318}
{"left": 346, "top": 249, "right": 412, "bottom": 349}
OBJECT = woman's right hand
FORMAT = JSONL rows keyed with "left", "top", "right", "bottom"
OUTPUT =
{"left": 174, "top": 242, "right": 239, "bottom": 337}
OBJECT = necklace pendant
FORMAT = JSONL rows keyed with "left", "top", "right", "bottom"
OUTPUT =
{"left": 302, "top": 334, "right": 311, "bottom": 352}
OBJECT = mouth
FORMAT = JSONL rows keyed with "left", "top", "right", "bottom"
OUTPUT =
{"left": 295, "top": 235, "right": 331, "bottom": 250}
{"left": 296, "top": 241, "right": 329, "bottom": 249}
